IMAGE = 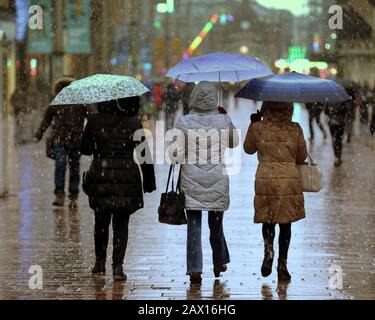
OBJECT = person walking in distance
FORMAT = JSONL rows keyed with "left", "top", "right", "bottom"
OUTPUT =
{"left": 305, "top": 102, "right": 327, "bottom": 143}
{"left": 244, "top": 102, "right": 308, "bottom": 282}
{"left": 34, "top": 77, "right": 89, "bottom": 208}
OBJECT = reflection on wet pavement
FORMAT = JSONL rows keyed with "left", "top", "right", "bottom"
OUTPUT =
{"left": 0, "top": 96, "right": 374, "bottom": 300}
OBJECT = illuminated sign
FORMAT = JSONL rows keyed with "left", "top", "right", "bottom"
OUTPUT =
{"left": 157, "top": 0, "right": 174, "bottom": 14}
{"left": 288, "top": 46, "right": 308, "bottom": 62}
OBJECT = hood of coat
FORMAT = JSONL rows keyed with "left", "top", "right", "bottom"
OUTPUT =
{"left": 261, "top": 101, "right": 293, "bottom": 123}
{"left": 189, "top": 81, "right": 218, "bottom": 114}
{"left": 53, "top": 76, "right": 76, "bottom": 96}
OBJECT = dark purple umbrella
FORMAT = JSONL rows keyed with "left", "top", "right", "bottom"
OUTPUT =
{"left": 235, "top": 72, "right": 351, "bottom": 103}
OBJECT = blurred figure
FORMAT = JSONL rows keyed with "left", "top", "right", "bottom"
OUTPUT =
{"left": 244, "top": 102, "right": 308, "bottom": 283}
{"left": 360, "top": 82, "right": 370, "bottom": 124}
{"left": 344, "top": 87, "right": 358, "bottom": 144}
{"left": 305, "top": 102, "right": 327, "bottom": 143}
{"left": 164, "top": 82, "right": 180, "bottom": 129}
{"left": 34, "top": 77, "right": 88, "bottom": 208}
{"left": 80, "top": 97, "right": 156, "bottom": 281}
{"left": 180, "top": 82, "right": 195, "bottom": 115}
{"left": 152, "top": 80, "right": 164, "bottom": 110}
{"left": 325, "top": 101, "right": 349, "bottom": 167}
{"left": 11, "top": 85, "right": 29, "bottom": 145}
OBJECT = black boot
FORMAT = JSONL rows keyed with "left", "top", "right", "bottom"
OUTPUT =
{"left": 92, "top": 260, "right": 106, "bottom": 275}
{"left": 261, "top": 244, "right": 274, "bottom": 277}
{"left": 214, "top": 265, "right": 227, "bottom": 278}
{"left": 113, "top": 265, "right": 127, "bottom": 282}
{"left": 277, "top": 258, "right": 291, "bottom": 282}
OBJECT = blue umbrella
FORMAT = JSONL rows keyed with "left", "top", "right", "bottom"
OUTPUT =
{"left": 235, "top": 72, "right": 351, "bottom": 103}
{"left": 167, "top": 52, "right": 273, "bottom": 83}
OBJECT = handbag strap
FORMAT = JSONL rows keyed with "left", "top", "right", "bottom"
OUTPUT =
{"left": 307, "top": 152, "right": 316, "bottom": 165}
{"left": 165, "top": 164, "right": 182, "bottom": 193}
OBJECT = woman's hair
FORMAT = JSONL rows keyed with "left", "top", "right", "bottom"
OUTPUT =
{"left": 261, "top": 101, "right": 294, "bottom": 122}
{"left": 97, "top": 96, "right": 141, "bottom": 116}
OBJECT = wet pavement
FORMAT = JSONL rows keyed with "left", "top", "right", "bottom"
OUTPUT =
{"left": 0, "top": 96, "right": 374, "bottom": 300}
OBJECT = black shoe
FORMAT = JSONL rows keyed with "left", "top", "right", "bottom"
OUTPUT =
{"left": 277, "top": 258, "right": 291, "bottom": 282}
{"left": 113, "top": 265, "right": 127, "bottom": 282}
{"left": 214, "top": 265, "right": 227, "bottom": 278}
{"left": 261, "top": 244, "right": 274, "bottom": 277}
{"left": 334, "top": 159, "right": 343, "bottom": 167}
{"left": 189, "top": 272, "right": 202, "bottom": 284}
{"left": 92, "top": 260, "right": 106, "bottom": 275}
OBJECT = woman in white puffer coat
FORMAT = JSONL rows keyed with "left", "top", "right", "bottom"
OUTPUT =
{"left": 172, "top": 81, "right": 239, "bottom": 284}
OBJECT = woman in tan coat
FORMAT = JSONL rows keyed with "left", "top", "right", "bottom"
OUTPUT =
{"left": 244, "top": 101, "right": 308, "bottom": 282}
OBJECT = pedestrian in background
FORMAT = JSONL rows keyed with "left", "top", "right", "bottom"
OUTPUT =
{"left": 80, "top": 97, "right": 156, "bottom": 281}
{"left": 305, "top": 102, "right": 327, "bottom": 143}
{"left": 164, "top": 82, "right": 180, "bottom": 129}
{"left": 325, "top": 101, "right": 349, "bottom": 167}
{"left": 172, "top": 81, "right": 239, "bottom": 284}
{"left": 244, "top": 101, "right": 308, "bottom": 282}
{"left": 34, "top": 77, "right": 88, "bottom": 208}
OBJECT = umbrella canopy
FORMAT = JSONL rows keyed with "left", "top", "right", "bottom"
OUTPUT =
{"left": 166, "top": 52, "right": 273, "bottom": 83}
{"left": 235, "top": 72, "right": 351, "bottom": 103}
{"left": 50, "top": 74, "right": 150, "bottom": 106}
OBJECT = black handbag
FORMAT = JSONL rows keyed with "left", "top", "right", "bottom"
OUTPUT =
{"left": 158, "top": 165, "right": 187, "bottom": 225}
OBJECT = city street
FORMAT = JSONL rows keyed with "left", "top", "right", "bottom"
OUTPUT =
{"left": 0, "top": 97, "right": 374, "bottom": 300}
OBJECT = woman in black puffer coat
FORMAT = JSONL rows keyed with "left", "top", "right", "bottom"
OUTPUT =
{"left": 80, "top": 96, "right": 156, "bottom": 281}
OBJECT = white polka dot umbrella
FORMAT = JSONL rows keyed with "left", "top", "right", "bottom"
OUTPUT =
{"left": 50, "top": 74, "right": 150, "bottom": 106}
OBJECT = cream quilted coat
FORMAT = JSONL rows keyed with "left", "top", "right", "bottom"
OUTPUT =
{"left": 173, "top": 82, "right": 239, "bottom": 212}
{"left": 244, "top": 102, "right": 308, "bottom": 224}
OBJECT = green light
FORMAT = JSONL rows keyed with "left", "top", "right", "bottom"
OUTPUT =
{"left": 157, "top": 3, "right": 167, "bottom": 13}
{"left": 219, "top": 14, "right": 227, "bottom": 25}
{"left": 157, "top": 0, "right": 174, "bottom": 13}
{"left": 30, "top": 58, "right": 38, "bottom": 69}
{"left": 154, "top": 20, "right": 161, "bottom": 29}
{"left": 7, "top": 58, "right": 12, "bottom": 68}
{"left": 202, "top": 22, "right": 213, "bottom": 33}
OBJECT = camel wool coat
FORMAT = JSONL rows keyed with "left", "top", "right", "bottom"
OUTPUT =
{"left": 244, "top": 103, "right": 308, "bottom": 224}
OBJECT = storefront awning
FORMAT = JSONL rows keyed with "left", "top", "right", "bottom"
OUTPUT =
{"left": 337, "top": 5, "right": 372, "bottom": 40}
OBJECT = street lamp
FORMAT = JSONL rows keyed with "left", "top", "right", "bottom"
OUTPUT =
{"left": 156, "top": 0, "right": 175, "bottom": 69}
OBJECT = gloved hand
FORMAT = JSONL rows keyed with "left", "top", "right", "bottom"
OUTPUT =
{"left": 250, "top": 110, "right": 262, "bottom": 123}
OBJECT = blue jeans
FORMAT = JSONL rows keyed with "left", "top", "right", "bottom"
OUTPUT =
{"left": 187, "top": 210, "right": 230, "bottom": 274}
{"left": 54, "top": 144, "right": 81, "bottom": 197}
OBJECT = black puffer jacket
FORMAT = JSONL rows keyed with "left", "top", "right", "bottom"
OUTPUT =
{"left": 80, "top": 103, "right": 156, "bottom": 214}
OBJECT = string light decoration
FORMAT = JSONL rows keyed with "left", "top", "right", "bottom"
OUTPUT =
{"left": 183, "top": 14, "right": 219, "bottom": 59}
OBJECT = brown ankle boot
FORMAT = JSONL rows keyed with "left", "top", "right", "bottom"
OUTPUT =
{"left": 277, "top": 258, "right": 291, "bottom": 282}
{"left": 261, "top": 244, "right": 274, "bottom": 277}
{"left": 69, "top": 195, "right": 78, "bottom": 209}
{"left": 53, "top": 194, "right": 65, "bottom": 207}
{"left": 189, "top": 272, "right": 202, "bottom": 284}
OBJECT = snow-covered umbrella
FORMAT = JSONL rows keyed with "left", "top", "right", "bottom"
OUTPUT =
{"left": 50, "top": 74, "right": 150, "bottom": 106}
{"left": 235, "top": 72, "right": 351, "bottom": 103}
{"left": 166, "top": 52, "right": 273, "bottom": 83}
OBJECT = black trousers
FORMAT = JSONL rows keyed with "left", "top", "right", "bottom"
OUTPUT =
{"left": 262, "top": 223, "right": 292, "bottom": 260}
{"left": 329, "top": 124, "right": 345, "bottom": 159}
{"left": 94, "top": 211, "right": 130, "bottom": 266}
{"left": 308, "top": 110, "right": 326, "bottom": 141}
